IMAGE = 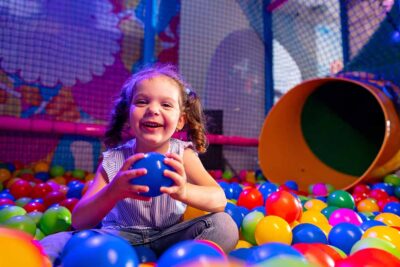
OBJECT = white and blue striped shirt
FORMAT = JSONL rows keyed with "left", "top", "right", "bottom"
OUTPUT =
{"left": 101, "top": 138, "right": 193, "bottom": 230}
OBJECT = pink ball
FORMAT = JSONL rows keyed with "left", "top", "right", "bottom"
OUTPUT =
{"left": 329, "top": 208, "right": 362, "bottom": 226}
{"left": 312, "top": 183, "right": 328, "bottom": 196}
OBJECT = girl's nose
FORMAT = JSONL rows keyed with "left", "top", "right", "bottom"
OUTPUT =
{"left": 146, "top": 104, "right": 160, "bottom": 115}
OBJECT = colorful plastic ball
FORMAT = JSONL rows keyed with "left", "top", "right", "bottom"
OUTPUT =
{"left": 27, "top": 211, "right": 43, "bottom": 224}
{"left": 292, "top": 223, "right": 328, "bottom": 244}
{"left": 157, "top": 240, "right": 226, "bottom": 267}
{"left": 237, "top": 188, "right": 263, "bottom": 210}
{"left": 328, "top": 208, "right": 362, "bottom": 226}
{"left": 15, "top": 197, "right": 32, "bottom": 207}
{"left": 374, "top": 212, "right": 400, "bottom": 227}
{"left": 304, "top": 199, "right": 327, "bottom": 212}
{"left": 31, "top": 183, "right": 53, "bottom": 199}
{"left": 43, "top": 191, "right": 66, "bottom": 207}
{"left": 384, "top": 173, "right": 400, "bottom": 186}
{"left": 49, "top": 165, "right": 65, "bottom": 177}
{"left": 241, "top": 211, "right": 264, "bottom": 245}
{"left": 3, "top": 214, "right": 37, "bottom": 236}
{"left": 327, "top": 222, "right": 363, "bottom": 254}
{"left": 9, "top": 179, "right": 33, "bottom": 199}
{"left": 255, "top": 215, "right": 292, "bottom": 245}
{"left": 0, "top": 205, "right": 26, "bottom": 223}
{"left": 356, "top": 198, "right": 379, "bottom": 212}
{"left": 327, "top": 190, "right": 355, "bottom": 210}
{"left": 0, "top": 198, "right": 15, "bottom": 207}
{"left": 369, "top": 188, "right": 389, "bottom": 200}
{"left": 360, "top": 219, "right": 386, "bottom": 231}
{"left": 257, "top": 182, "right": 278, "bottom": 200}
{"left": 300, "top": 210, "right": 329, "bottom": 226}
{"left": 62, "top": 230, "right": 101, "bottom": 259}
{"left": 24, "top": 201, "right": 46, "bottom": 213}
{"left": 234, "top": 240, "right": 253, "bottom": 249}
{"left": 134, "top": 245, "right": 157, "bottom": 263}
{"left": 71, "top": 169, "right": 86, "bottom": 180}
{"left": 246, "top": 242, "right": 303, "bottom": 265}
{"left": 62, "top": 233, "right": 139, "bottom": 267}
{"left": 0, "top": 227, "right": 50, "bottom": 267}
{"left": 342, "top": 247, "right": 400, "bottom": 266}
{"left": 66, "top": 181, "right": 84, "bottom": 199}
{"left": 59, "top": 198, "right": 79, "bottom": 213}
{"left": 321, "top": 206, "right": 339, "bottom": 220}
{"left": 39, "top": 206, "right": 71, "bottom": 235}
{"left": 284, "top": 180, "right": 299, "bottom": 191}
{"left": 383, "top": 201, "right": 400, "bottom": 216}
{"left": 130, "top": 152, "right": 175, "bottom": 197}
{"left": 363, "top": 225, "right": 400, "bottom": 250}
{"left": 0, "top": 190, "right": 15, "bottom": 200}
{"left": 224, "top": 202, "right": 243, "bottom": 228}
{"left": 265, "top": 190, "right": 302, "bottom": 224}
{"left": 292, "top": 243, "right": 336, "bottom": 267}
{"left": 352, "top": 184, "right": 371, "bottom": 195}
{"left": 350, "top": 237, "right": 400, "bottom": 259}
{"left": 229, "top": 247, "right": 253, "bottom": 261}
{"left": 34, "top": 172, "right": 50, "bottom": 182}
{"left": 312, "top": 183, "right": 329, "bottom": 196}
{"left": 255, "top": 255, "right": 315, "bottom": 267}
{"left": 0, "top": 168, "right": 12, "bottom": 183}
{"left": 230, "top": 182, "right": 243, "bottom": 199}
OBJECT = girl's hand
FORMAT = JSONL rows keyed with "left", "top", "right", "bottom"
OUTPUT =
{"left": 160, "top": 153, "right": 187, "bottom": 201}
{"left": 108, "top": 153, "right": 151, "bottom": 201}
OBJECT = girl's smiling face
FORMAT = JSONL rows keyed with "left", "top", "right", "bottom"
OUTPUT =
{"left": 129, "top": 75, "right": 185, "bottom": 153}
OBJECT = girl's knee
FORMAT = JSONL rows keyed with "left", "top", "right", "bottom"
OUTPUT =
{"left": 208, "top": 212, "right": 239, "bottom": 252}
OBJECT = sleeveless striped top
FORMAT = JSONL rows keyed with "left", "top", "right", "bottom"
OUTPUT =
{"left": 101, "top": 138, "right": 193, "bottom": 230}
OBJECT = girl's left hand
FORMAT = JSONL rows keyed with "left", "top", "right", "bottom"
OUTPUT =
{"left": 160, "top": 152, "right": 187, "bottom": 201}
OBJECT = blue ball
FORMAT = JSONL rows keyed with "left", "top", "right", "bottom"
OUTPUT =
{"left": 328, "top": 222, "right": 363, "bottom": 254}
{"left": 224, "top": 202, "right": 243, "bottom": 228}
{"left": 292, "top": 223, "right": 328, "bottom": 244}
{"left": 62, "top": 230, "right": 100, "bottom": 259}
{"left": 62, "top": 233, "right": 139, "bottom": 267}
{"left": 360, "top": 220, "right": 386, "bottom": 231}
{"left": 383, "top": 202, "right": 400, "bottom": 216}
{"left": 130, "top": 152, "right": 174, "bottom": 197}
{"left": 134, "top": 245, "right": 157, "bottom": 263}
{"left": 157, "top": 240, "right": 224, "bottom": 267}
{"left": 246, "top": 242, "right": 304, "bottom": 265}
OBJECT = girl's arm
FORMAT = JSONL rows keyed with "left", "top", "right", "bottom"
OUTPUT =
{"left": 161, "top": 149, "right": 227, "bottom": 212}
{"left": 72, "top": 153, "right": 150, "bottom": 229}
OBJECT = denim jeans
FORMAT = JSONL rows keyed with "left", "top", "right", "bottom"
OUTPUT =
{"left": 40, "top": 212, "right": 238, "bottom": 265}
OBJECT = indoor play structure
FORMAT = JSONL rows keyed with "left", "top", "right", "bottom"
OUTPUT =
{"left": 1, "top": 0, "right": 400, "bottom": 266}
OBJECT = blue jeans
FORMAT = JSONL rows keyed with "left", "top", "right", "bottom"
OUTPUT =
{"left": 40, "top": 212, "right": 238, "bottom": 264}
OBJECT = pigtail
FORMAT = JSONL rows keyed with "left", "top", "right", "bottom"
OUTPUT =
{"left": 104, "top": 84, "right": 131, "bottom": 148}
{"left": 184, "top": 91, "right": 208, "bottom": 153}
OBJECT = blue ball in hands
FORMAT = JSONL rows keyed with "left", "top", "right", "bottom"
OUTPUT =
{"left": 130, "top": 152, "right": 175, "bottom": 197}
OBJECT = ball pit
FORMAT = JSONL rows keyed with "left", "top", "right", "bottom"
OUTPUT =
{"left": 1, "top": 161, "right": 400, "bottom": 266}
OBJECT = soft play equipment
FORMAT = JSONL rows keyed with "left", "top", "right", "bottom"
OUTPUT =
{"left": 259, "top": 76, "right": 400, "bottom": 191}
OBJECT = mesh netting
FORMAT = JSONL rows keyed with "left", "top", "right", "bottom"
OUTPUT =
{"left": 0, "top": 0, "right": 399, "bottom": 174}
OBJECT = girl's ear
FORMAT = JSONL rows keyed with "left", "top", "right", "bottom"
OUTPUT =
{"left": 177, "top": 113, "right": 186, "bottom": 131}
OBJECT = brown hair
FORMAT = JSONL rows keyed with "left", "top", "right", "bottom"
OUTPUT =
{"left": 104, "top": 64, "right": 208, "bottom": 153}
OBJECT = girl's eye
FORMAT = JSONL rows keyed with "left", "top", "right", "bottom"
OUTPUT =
{"left": 162, "top": 103, "right": 173, "bottom": 108}
{"left": 134, "top": 99, "right": 147, "bottom": 105}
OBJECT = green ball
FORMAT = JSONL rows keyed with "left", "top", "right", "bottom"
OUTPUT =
{"left": 241, "top": 211, "right": 264, "bottom": 245}
{"left": 384, "top": 174, "right": 400, "bottom": 186}
{"left": 72, "top": 169, "right": 85, "bottom": 179}
{"left": 3, "top": 215, "right": 36, "bottom": 236}
{"left": 39, "top": 206, "right": 71, "bottom": 235}
{"left": 327, "top": 190, "right": 355, "bottom": 209}
{"left": 0, "top": 205, "right": 26, "bottom": 223}
{"left": 50, "top": 165, "right": 65, "bottom": 177}
{"left": 34, "top": 228, "right": 45, "bottom": 240}
{"left": 321, "top": 206, "right": 339, "bottom": 219}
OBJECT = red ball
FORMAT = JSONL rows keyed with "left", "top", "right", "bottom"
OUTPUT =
{"left": 59, "top": 198, "right": 79, "bottom": 213}
{"left": 43, "top": 191, "right": 66, "bottom": 207}
{"left": 368, "top": 189, "right": 389, "bottom": 201}
{"left": 23, "top": 201, "right": 46, "bottom": 213}
{"left": 9, "top": 179, "right": 33, "bottom": 199}
{"left": 292, "top": 243, "right": 336, "bottom": 267}
{"left": 0, "top": 198, "right": 15, "bottom": 206}
{"left": 336, "top": 248, "right": 400, "bottom": 266}
{"left": 31, "top": 183, "right": 53, "bottom": 199}
{"left": 265, "top": 190, "right": 302, "bottom": 224}
{"left": 236, "top": 188, "right": 263, "bottom": 210}
{"left": 352, "top": 184, "right": 370, "bottom": 195}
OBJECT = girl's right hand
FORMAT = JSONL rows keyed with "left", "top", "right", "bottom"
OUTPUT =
{"left": 108, "top": 153, "right": 151, "bottom": 201}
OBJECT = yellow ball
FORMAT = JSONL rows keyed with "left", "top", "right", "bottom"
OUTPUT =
{"left": 0, "top": 227, "right": 50, "bottom": 267}
{"left": 235, "top": 240, "right": 253, "bottom": 249}
{"left": 255, "top": 215, "right": 292, "bottom": 245}
{"left": 363, "top": 225, "right": 400, "bottom": 250}
{"left": 357, "top": 198, "right": 379, "bottom": 213}
{"left": 300, "top": 210, "right": 329, "bottom": 226}
{"left": 304, "top": 199, "right": 327, "bottom": 212}
{"left": 375, "top": 213, "right": 400, "bottom": 227}
{"left": 183, "top": 206, "right": 209, "bottom": 221}
{"left": 33, "top": 162, "right": 49, "bottom": 173}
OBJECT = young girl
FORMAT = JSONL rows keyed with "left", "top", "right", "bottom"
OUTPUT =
{"left": 41, "top": 64, "right": 238, "bottom": 262}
